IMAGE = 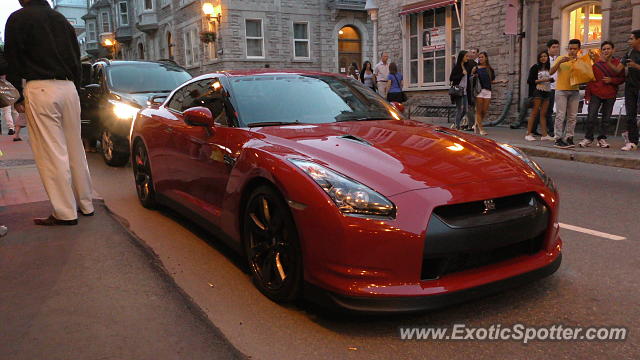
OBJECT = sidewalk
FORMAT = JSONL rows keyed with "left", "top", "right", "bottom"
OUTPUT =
{"left": 0, "top": 130, "right": 244, "bottom": 359}
{"left": 415, "top": 117, "right": 640, "bottom": 170}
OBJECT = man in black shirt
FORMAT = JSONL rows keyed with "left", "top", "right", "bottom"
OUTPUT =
{"left": 5, "top": 0, "right": 94, "bottom": 225}
{"left": 614, "top": 30, "right": 640, "bottom": 151}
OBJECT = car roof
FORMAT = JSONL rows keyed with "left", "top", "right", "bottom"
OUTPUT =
{"left": 196, "top": 69, "right": 348, "bottom": 79}
{"left": 94, "top": 59, "right": 187, "bottom": 71}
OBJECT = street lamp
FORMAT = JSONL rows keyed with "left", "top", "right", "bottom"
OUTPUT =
{"left": 102, "top": 38, "right": 117, "bottom": 59}
{"left": 365, "top": 0, "right": 379, "bottom": 64}
{"left": 202, "top": 2, "right": 222, "bottom": 24}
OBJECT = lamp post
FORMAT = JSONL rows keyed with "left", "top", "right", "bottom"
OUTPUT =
{"left": 365, "top": 0, "right": 379, "bottom": 65}
{"left": 201, "top": 1, "right": 222, "bottom": 73}
{"left": 102, "top": 38, "right": 117, "bottom": 59}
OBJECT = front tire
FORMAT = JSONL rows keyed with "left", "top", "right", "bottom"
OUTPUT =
{"left": 133, "top": 141, "right": 157, "bottom": 209}
{"left": 101, "top": 129, "right": 129, "bottom": 167}
{"left": 242, "top": 185, "right": 303, "bottom": 302}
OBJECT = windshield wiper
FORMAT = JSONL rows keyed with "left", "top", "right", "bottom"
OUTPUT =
{"left": 129, "top": 90, "right": 174, "bottom": 94}
{"left": 336, "top": 116, "right": 390, "bottom": 122}
{"left": 248, "top": 120, "right": 303, "bottom": 128}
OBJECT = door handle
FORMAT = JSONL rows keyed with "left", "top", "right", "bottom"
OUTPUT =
{"left": 223, "top": 154, "right": 236, "bottom": 167}
{"left": 164, "top": 126, "right": 174, "bottom": 134}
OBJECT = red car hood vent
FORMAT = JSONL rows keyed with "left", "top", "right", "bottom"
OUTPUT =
{"left": 255, "top": 121, "right": 527, "bottom": 196}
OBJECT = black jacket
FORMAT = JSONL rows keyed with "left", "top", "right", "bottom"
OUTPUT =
{"left": 449, "top": 61, "right": 476, "bottom": 105}
{"left": 4, "top": 0, "right": 81, "bottom": 101}
{"left": 526, "top": 63, "right": 552, "bottom": 98}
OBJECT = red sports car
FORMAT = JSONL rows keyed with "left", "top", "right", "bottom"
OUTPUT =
{"left": 130, "top": 70, "right": 562, "bottom": 313}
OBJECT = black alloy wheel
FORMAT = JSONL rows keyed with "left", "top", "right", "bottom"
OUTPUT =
{"left": 243, "top": 185, "right": 302, "bottom": 302}
{"left": 100, "top": 129, "right": 129, "bottom": 167}
{"left": 133, "top": 141, "right": 157, "bottom": 209}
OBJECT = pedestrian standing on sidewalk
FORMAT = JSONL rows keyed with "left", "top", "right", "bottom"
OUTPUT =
{"left": 347, "top": 65, "right": 359, "bottom": 80}
{"left": 544, "top": 39, "right": 560, "bottom": 138}
{"left": 449, "top": 51, "right": 473, "bottom": 130}
{"left": 5, "top": 0, "right": 95, "bottom": 225}
{"left": 610, "top": 30, "right": 640, "bottom": 151}
{"left": 550, "top": 39, "right": 582, "bottom": 149}
{"left": 578, "top": 41, "right": 625, "bottom": 148}
{"left": 386, "top": 63, "right": 405, "bottom": 103}
{"left": 0, "top": 46, "right": 16, "bottom": 136}
{"left": 525, "top": 51, "right": 555, "bottom": 141}
{"left": 463, "top": 49, "right": 479, "bottom": 131}
{"left": 374, "top": 53, "right": 390, "bottom": 98}
{"left": 474, "top": 52, "right": 507, "bottom": 136}
{"left": 360, "top": 61, "right": 377, "bottom": 92}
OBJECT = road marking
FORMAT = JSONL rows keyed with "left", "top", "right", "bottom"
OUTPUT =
{"left": 559, "top": 223, "right": 627, "bottom": 241}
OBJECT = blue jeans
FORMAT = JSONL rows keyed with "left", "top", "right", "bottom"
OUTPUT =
{"left": 454, "top": 95, "right": 468, "bottom": 128}
{"left": 625, "top": 84, "right": 639, "bottom": 145}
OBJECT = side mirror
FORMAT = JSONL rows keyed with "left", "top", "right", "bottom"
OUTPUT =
{"left": 148, "top": 95, "right": 168, "bottom": 106}
{"left": 184, "top": 106, "right": 214, "bottom": 128}
{"left": 390, "top": 102, "right": 405, "bottom": 114}
{"left": 83, "top": 83, "right": 101, "bottom": 96}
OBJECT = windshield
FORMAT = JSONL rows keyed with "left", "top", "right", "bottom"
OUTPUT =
{"left": 108, "top": 63, "right": 192, "bottom": 93}
{"left": 227, "top": 75, "right": 403, "bottom": 126}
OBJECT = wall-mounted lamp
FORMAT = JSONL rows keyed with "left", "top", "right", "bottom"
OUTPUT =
{"left": 202, "top": 2, "right": 222, "bottom": 23}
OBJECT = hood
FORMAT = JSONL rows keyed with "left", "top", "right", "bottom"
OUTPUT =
{"left": 112, "top": 91, "right": 170, "bottom": 108}
{"left": 253, "top": 120, "right": 531, "bottom": 196}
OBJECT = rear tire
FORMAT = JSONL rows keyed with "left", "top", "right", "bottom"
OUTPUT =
{"left": 242, "top": 184, "right": 303, "bottom": 302}
{"left": 101, "top": 129, "right": 129, "bottom": 167}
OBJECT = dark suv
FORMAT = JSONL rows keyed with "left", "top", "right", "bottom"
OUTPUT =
{"left": 80, "top": 59, "right": 192, "bottom": 166}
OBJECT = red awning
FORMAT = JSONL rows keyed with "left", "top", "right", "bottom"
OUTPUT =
{"left": 399, "top": 0, "right": 457, "bottom": 16}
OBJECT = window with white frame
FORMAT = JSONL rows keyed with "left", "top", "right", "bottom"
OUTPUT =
{"left": 100, "top": 11, "right": 110, "bottom": 33}
{"left": 183, "top": 26, "right": 200, "bottom": 67}
{"left": 567, "top": 2, "right": 602, "bottom": 49}
{"left": 118, "top": 2, "right": 129, "bottom": 26}
{"left": 293, "top": 22, "right": 310, "bottom": 59}
{"left": 404, "top": 3, "right": 461, "bottom": 88}
{"left": 245, "top": 19, "right": 265, "bottom": 58}
{"left": 144, "top": 0, "right": 153, "bottom": 11}
{"left": 88, "top": 22, "right": 97, "bottom": 41}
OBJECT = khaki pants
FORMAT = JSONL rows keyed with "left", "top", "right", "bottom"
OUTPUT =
{"left": 554, "top": 90, "right": 580, "bottom": 140}
{"left": 377, "top": 81, "right": 389, "bottom": 99}
{"left": 24, "top": 80, "right": 94, "bottom": 220}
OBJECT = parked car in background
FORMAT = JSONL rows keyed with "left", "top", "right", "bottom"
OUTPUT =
{"left": 130, "top": 70, "right": 562, "bottom": 313}
{"left": 80, "top": 59, "right": 192, "bottom": 166}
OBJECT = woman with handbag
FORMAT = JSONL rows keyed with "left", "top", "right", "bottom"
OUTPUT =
{"left": 386, "top": 62, "right": 406, "bottom": 103}
{"left": 449, "top": 51, "right": 474, "bottom": 129}
{"left": 474, "top": 52, "right": 507, "bottom": 135}
{"left": 360, "top": 61, "right": 377, "bottom": 92}
{"left": 525, "top": 50, "right": 555, "bottom": 141}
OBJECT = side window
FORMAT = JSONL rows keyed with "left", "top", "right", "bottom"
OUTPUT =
{"left": 180, "top": 78, "right": 231, "bottom": 127}
{"left": 167, "top": 85, "right": 189, "bottom": 112}
{"left": 91, "top": 65, "right": 101, "bottom": 84}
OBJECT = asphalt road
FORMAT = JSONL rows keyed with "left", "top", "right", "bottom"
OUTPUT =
{"left": 87, "top": 153, "right": 640, "bottom": 360}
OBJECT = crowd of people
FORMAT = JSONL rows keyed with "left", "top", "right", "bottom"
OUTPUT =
{"left": 345, "top": 52, "right": 406, "bottom": 104}
{"left": 519, "top": 31, "right": 640, "bottom": 150}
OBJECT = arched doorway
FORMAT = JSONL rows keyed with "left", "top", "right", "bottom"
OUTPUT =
{"left": 138, "top": 43, "right": 145, "bottom": 60}
{"left": 338, "top": 26, "right": 361, "bottom": 74}
{"left": 166, "top": 32, "right": 173, "bottom": 59}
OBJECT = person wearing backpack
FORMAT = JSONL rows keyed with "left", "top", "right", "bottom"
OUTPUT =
{"left": 578, "top": 41, "right": 625, "bottom": 148}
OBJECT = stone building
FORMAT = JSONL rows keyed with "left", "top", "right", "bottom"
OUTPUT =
{"left": 52, "top": 0, "right": 89, "bottom": 33}
{"left": 81, "top": 0, "right": 377, "bottom": 76}
{"left": 371, "top": 0, "right": 640, "bottom": 121}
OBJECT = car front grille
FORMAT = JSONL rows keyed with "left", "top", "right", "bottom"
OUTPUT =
{"left": 421, "top": 192, "right": 549, "bottom": 280}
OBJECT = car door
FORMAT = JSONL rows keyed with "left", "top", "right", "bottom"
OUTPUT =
{"left": 169, "top": 78, "right": 237, "bottom": 222}
{"left": 78, "top": 64, "right": 102, "bottom": 145}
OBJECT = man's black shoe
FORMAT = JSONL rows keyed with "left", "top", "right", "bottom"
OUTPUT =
{"left": 565, "top": 137, "right": 575, "bottom": 147}
{"left": 34, "top": 215, "right": 78, "bottom": 226}
{"left": 7, "top": 129, "right": 15, "bottom": 135}
{"left": 554, "top": 139, "right": 571, "bottom": 149}
{"left": 77, "top": 209, "right": 95, "bottom": 216}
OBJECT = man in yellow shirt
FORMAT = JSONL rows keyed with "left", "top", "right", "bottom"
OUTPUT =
{"left": 549, "top": 39, "right": 581, "bottom": 148}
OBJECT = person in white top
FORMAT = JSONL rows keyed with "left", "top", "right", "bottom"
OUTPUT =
{"left": 544, "top": 39, "right": 560, "bottom": 137}
{"left": 374, "top": 53, "right": 390, "bottom": 98}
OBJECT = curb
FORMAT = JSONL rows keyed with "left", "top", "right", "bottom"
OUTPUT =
{"left": 513, "top": 144, "right": 640, "bottom": 170}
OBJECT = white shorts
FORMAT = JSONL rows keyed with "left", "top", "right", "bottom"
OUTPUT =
{"left": 477, "top": 89, "right": 492, "bottom": 99}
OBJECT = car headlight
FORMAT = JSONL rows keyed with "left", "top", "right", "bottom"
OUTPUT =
{"left": 499, "top": 143, "right": 556, "bottom": 192}
{"left": 289, "top": 159, "right": 396, "bottom": 218}
{"left": 109, "top": 100, "right": 140, "bottom": 120}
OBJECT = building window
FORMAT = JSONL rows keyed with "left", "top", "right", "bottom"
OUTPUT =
{"left": 138, "top": 43, "right": 145, "bottom": 59}
{"left": 183, "top": 26, "right": 200, "bottom": 67}
{"left": 88, "top": 22, "right": 97, "bottom": 41}
{"left": 404, "top": 3, "right": 461, "bottom": 88}
{"left": 245, "top": 19, "right": 265, "bottom": 58}
{"left": 568, "top": 3, "right": 602, "bottom": 48}
{"left": 144, "top": 0, "right": 153, "bottom": 11}
{"left": 118, "top": 2, "right": 129, "bottom": 26}
{"left": 101, "top": 11, "right": 111, "bottom": 33}
{"left": 293, "top": 22, "right": 310, "bottom": 59}
{"left": 167, "top": 31, "right": 173, "bottom": 59}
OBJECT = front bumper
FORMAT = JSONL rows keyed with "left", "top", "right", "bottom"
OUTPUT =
{"left": 306, "top": 252, "right": 562, "bottom": 314}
